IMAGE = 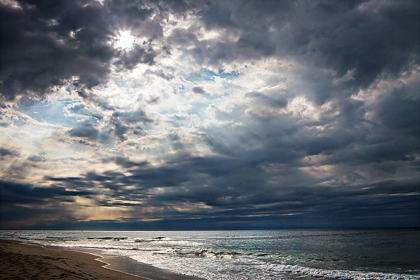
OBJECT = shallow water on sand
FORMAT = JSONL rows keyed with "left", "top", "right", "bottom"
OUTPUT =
{"left": 1, "top": 229, "right": 419, "bottom": 280}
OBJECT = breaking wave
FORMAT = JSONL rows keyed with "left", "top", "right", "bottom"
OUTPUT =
{"left": 265, "top": 264, "right": 420, "bottom": 280}
{"left": 176, "top": 249, "right": 241, "bottom": 259}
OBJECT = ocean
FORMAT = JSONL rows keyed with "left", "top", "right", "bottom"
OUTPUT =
{"left": 1, "top": 229, "right": 419, "bottom": 279}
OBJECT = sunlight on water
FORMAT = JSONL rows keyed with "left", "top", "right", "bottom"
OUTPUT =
{"left": 1, "top": 229, "right": 419, "bottom": 280}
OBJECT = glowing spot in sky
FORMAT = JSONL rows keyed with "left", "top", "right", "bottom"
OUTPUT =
{"left": 114, "top": 30, "right": 135, "bottom": 50}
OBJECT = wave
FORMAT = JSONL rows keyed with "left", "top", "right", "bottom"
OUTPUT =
{"left": 113, "top": 237, "right": 128, "bottom": 241}
{"left": 134, "top": 237, "right": 171, "bottom": 242}
{"left": 62, "top": 244, "right": 148, "bottom": 251}
{"left": 87, "top": 237, "right": 127, "bottom": 241}
{"left": 87, "top": 237, "right": 113, "bottom": 240}
{"left": 46, "top": 236, "right": 76, "bottom": 241}
{"left": 134, "top": 238, "right": 151, "bottom": 243}
{"left": 176, "top": 249, "right": 241, "bottom": 259}
{"left": 266, "top": 263, "right": 420, "bottom": 280}
{"left": 153, "top": 236, "right": 168, "bottom": 241}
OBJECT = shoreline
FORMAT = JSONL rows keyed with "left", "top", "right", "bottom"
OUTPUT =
{"left": 52, "top": 246, "right": 203, "bottom": 280}
{"left": 0, "top": 239, "right": 147, "bottom": 280}
{"left": 0, "top": 239, "right": 203, "bottom": 280}
{"left": 2, "top": 230, "right": 418, "bottom": 280}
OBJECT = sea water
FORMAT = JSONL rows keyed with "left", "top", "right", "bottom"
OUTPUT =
{"left": 1, "top": 229, "right": 419, "bottom": 280}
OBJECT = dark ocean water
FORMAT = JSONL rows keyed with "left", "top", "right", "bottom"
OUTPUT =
{"left": 1, "top": 229, "right": 419, "bottom": 279}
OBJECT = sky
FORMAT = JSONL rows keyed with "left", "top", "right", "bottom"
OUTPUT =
{"left": 0, "top": 0, "right": 419, "bottom": 230}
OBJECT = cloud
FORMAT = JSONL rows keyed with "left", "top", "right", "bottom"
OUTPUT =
{"left": 0, "top": 0, "right": 418, "bottom": 229}
{"left": 0, "top": 0, "right": 167, "bottom": 100}
{"left": 27, "top": 155, "right": 47, "bottom": 162}
{"left": 112, "top": 108, "right": 152, "bottom": 124}
{"left": 192, "top": 86, "right": 205, "bottom": 94}
{"left": 0, "top": 147, "right": 19, "bottom": 157}
{"left": 0, "top": 0, "right": 112, "bottom": 99}
{"left": 246, "top": 92, "right": 288, "bottom": 109}
{"left": 68, "top": 120, "right": 100, "bottom": 140}
{"left": 0, "top": 180, "right": 95, "bottom": 204}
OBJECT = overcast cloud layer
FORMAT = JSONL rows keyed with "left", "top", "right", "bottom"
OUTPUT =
{"left": 0, "top": 0, "right": 419, "bottom": 229}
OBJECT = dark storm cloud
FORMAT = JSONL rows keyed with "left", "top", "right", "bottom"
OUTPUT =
{"left": 67, "top": 103, "right": 104, "bottom": 120}
{"left": 43, "top": 150, "right": 419, "bottom": 228}
{"left": 189, "top": 0, "right": 419, "bottom": 101}
{"left": 0, "top": 180, "right": 94, "bottom": 204}
{"left": 114, "top": 44, "right": 158, "bottom": 69}
{"left": 0, "top": 0, "right": 419, "bottom": 229}
{"left": 0, "top": 0, "right": 112, "bottom": 99}
{"left": 110, "top": 108, "right": 152, "bottom": 141}
{"left": 68, "top": 118, "right": 145, "bottom": 143}
{"left": 245, "top": 92, "right": 288, "bottom": 108}
{"left": 83, "top": 93, "right": 418, "bottom": 223}
{"left": 104, "top": 0, "right": 154, "bottom": 23}
{"left": 192, "top": 86, "right": 205, "bottom": 94}
{"left": 0, "top": 204, "right": 82, "bottom": 229}
{"left": 68, "top": 120, "right": 100, "bottom": 140}
{"left": 100, "top": 156, "right": 149, "bottom": 169}
{"left": 112, "top": 108, "right": 152, "bottom": 124}
{"left": 0, "top": 147, "right": 19, "bottom": 157}
{"left": 1, "top": 0, "right": 418, "bottom": 101}
{"left": 0, "top": 0, "right": 166, "bottom": 100}
{"left": 27, "top": 155, "right": 47, "bottom": 162}
{"left": 376, "top": 84, "right": 420, "bottom": 136}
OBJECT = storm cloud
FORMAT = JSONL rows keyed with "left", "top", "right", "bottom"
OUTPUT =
{"left": 0, "top": 0, "right": 418, "bottom": 229}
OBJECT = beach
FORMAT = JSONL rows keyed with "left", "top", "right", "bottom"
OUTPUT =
{"left": 0, "top": 240, "right": 145, "bottom": 280}
{"left": 0, "top": 230, "right": 419, "bottom": 280}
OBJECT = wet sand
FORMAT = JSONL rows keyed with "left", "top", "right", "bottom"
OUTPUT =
{"left": 0, "top": 240, "right": 147, "bottom": 280}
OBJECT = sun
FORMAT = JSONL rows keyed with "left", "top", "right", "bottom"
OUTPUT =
{"left": 114, "top": 30, "right": 135, "bottom": 51}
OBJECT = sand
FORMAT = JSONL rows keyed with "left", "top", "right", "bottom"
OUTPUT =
{"left": 0, "top": 240, "right": 147, "bottom": 280}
